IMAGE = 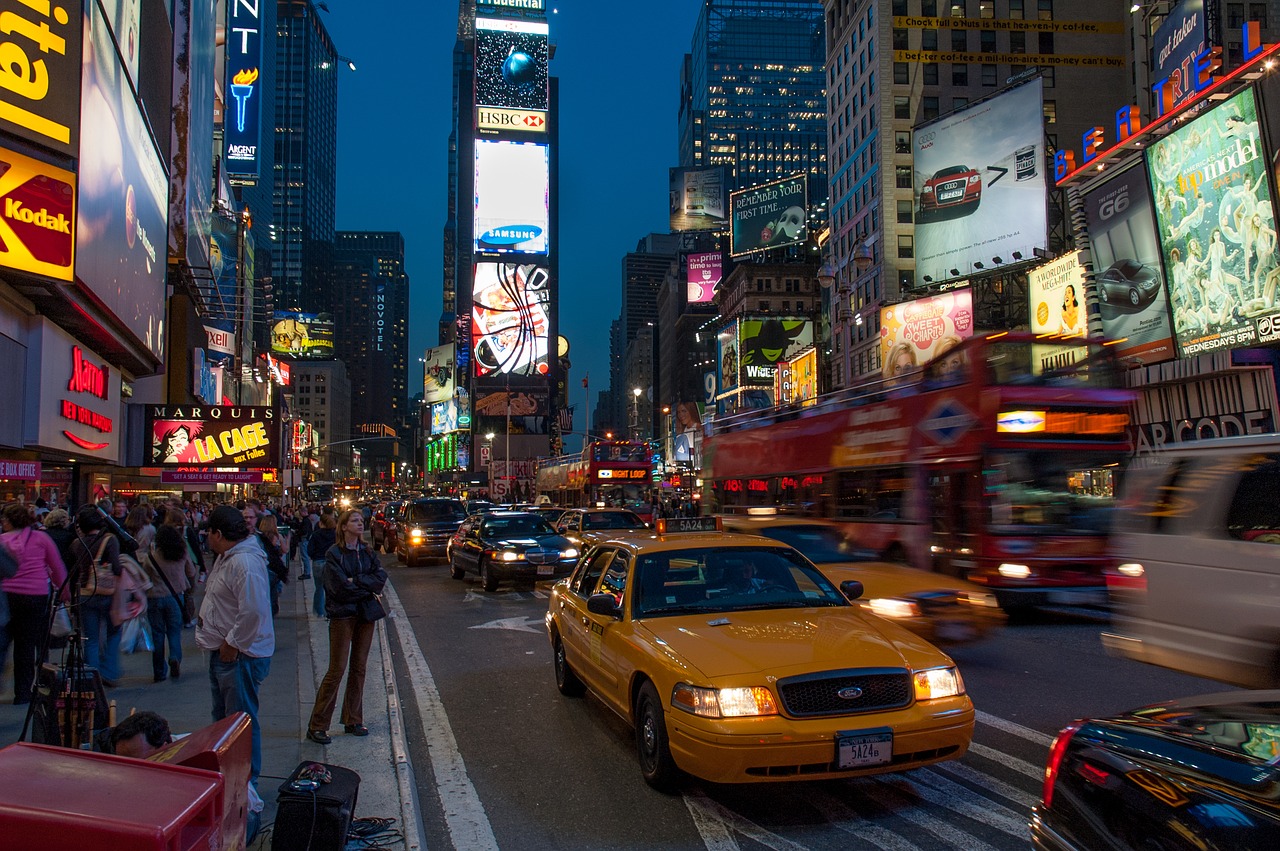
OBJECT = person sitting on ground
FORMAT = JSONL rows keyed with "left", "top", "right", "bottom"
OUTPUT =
{"left": 109, "top": 710, "right": 173, "bottom": 759}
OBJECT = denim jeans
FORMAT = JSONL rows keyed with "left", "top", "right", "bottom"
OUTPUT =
{"left": 313, "top": 580, "right": 326, "bottom": 619}
{"left": 81, "top": 593, "right": 122, "bottom": 683}
{"left": 147, "top": 595, "right": 184, "bottom": 680}
{"left": 208, "top": 652, "right": 271, "bottom": 782}
{"left": 299, "top": 536, "right": 312, "bottom": 576}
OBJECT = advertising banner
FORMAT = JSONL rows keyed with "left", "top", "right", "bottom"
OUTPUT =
{"left": 422, "top": 343, "right": 456, "bottom": 404}
{"left": 161, "top": 470, "right": 264, "bottom": 484}
{"left": 0, "top": 0, "right": 82, "bottom": 157}
{"left": 730, "top": 174, "right": 808, "bottom": 257}
{"left": 914, "top": 79, "right": 1047, "bottom": 286}
{"left": 473, "top": 389, "right": 549, "bottom": 434}
{"left": 1029, "top": 253, "right": 1088, "bottom": 336}
{"left": 686, "top": 252, "right": 722, "bottom": 304}
{"left": 1083, "top": 162, "right": 1175, "bottom": 364}
{"left": 670, "top": 167, "right": 728, "bottom": 232}
{"left": 472, "top": 261, "right": 551, "bottom": 377}
{"left": 791, "top": 347, "right": 820, "bottom": 405}
{"left": 224, "top": 0, "right": 264, "bottom": 178}
{"left": 209, "top": 213, "right": 240, "bottom": 314}
{"left": 475, "top": 17, "right": 549, "bottom": 111}
{"left": 204, "top": 322, "right": 235, "bottom": 362}
{"left": 1146, "top": 87, "right": 1280, "bottom": 356}
{"left": 77, "top": 1, "right": 169, "bottom": 360}
{"left": 169, "top": 0, "right": 215, "bottom": 272}
{"left": 431, "top": 400, "right": 459, "bottom": 435}
{"left": 145, "top": 405, "right": 278, "bottom": 468}
{"left": 879, "top": 289, "right": 975, "bottom": 382}
{"left": 738, "top": 318, "right": 813, "bottom": 386}
{"left": 1151, "top": 0, "right": 1206, "bottom": 114}
{"left": 716, "top": 320, "right": 740, "bottom": 397}
{"left": 0, "top": 146, "right": 75, "bottom": 282}
{"left": 474, "top": 139, "right": 549, "bottom": 254}
{"left": 26, "top": 318, "right": 122, "bottom": 462}
{"left": 271, "top": 310, "right": 335, "bottom": 358}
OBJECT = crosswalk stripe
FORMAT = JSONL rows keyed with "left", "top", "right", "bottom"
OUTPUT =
{"left": 684, "top": 793, "right": 811, "bottom": 851}
{"left": 967, "top": 741, "right": 1046, "bottom": 780}
{"left": 903, "top": 769, "right": 1030, "bottom": 836}
{"left": 860, "top": 780, "right": 1004, "bottom": 851}
{"left": 808, "top": 790, "right": 925, "bottom": 851}
{"left": 976, "top": 710, "right": 1054, "bottom": 748}
{"left": 931, "top": 760, "right": 1041, "bottom": 810}
{"left": 683, "top": 792, "right": 742, "bottom": 851}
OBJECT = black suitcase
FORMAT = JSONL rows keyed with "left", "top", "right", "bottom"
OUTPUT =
{"left": 271, "top": 761, "right": 361, "bottom": 851}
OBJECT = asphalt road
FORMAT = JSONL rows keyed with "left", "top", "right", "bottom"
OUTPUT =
{"left": 380, "top": 552, "right": 1226, "bottom": 851}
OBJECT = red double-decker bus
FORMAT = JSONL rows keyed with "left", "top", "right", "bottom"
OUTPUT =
{"left": 535, "top": 440, "right": 655, "bottom": 517}
{"left": 703, "top": 333, "right": 1135, "bottom": 612}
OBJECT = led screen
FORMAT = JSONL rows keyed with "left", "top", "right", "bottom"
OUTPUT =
{"left": 472, "top": 261, "right": 551, "bottom": 377}
{"left": 474, "top": 139, "right": 549, "bottom": 254}
{"left": 1083, "top": 162, "right": 1175, "bottom": 364}
{"left": 670, "top": 167, "right": 728, "bottom": 232}
{"left": 422, "top": 343, "right": 455, "bottom": 405}
{"left": 879, "top": 289, "right": 974, "bottom": 382}
{"left": 737, "top": 318, "right": 814, "bottom": 386}
{"left": 271, "top": 310, "right": 335, "bottom": 359}
{"left": 687, "top": 252, "right": 722, "bottom": 304}
{"left": 145, "top": 405, "right": 278, "bottom": 468}
{"left": 431, "top": 400, "right": 459, "bottom": 435}
{"left": 224, "top": 0, "right": 264, "bottom": 177}
{"left": 475, "top": 17, "right": 549, "bottom": 111}
{"left": 474, "top": 389, "right": 549, "bottom": 434}
{"left": 1147, "top": 87, "right": 1280, "bottom": 356}
{"left": 914, "top": 79, "right": 1047, "bottom": 286}
{"left": 730, "top": 174, "right": 808, "bottom": 257}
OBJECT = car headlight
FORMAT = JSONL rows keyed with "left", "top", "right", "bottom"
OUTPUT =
{"left": 913, "top": 666, "right": 965, "bottom": 701}
{"left": 968, "top": 174, "right": 981, "bottom": 184}
{"left": 410, "top": 528, "right": 424, "bottom": 539}
{"left": 671, "top": 683, "right": 778, "bottom": 718}
{"left": 500, "top": 550, "right": 524, "bottom": 562}
{"left": 864, "top": 598, "right": 921, "bottom": 619}
{"left": 560, "top": 547, "right": 579, "bottom": 559}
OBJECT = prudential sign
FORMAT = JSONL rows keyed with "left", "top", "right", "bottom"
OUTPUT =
{"left": 224, "top": 0, "right": 262, "bottom": 180}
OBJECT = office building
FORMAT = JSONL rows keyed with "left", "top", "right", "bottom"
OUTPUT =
{"left": 288, "top": 360, "right": 352, "bottom": 477}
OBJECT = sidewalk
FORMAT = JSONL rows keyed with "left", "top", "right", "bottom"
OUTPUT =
{"left": 0, "top": 566, "right": 420, "bottom": 850}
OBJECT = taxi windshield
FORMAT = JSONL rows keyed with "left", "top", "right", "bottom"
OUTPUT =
{"left": 631, "top": 546, "right": 848, "bottom": 618}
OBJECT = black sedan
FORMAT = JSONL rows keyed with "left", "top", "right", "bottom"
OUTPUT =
{"left": 1032, "top": 690, "right": 1280, "bottom": 850}
{"left": 448, "top": 511, "right": 580, "bottom": 592}
{"left": 1097, "top": 259, "right": 1161, "bottom": 309}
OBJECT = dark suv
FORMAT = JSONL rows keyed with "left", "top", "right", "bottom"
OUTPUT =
{"left": 395, "top": 498, "right": 469, "bottom": 566}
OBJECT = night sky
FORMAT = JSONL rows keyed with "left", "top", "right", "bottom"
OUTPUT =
{"left": 325, "top": 0, "right": 701, "bottom": 437}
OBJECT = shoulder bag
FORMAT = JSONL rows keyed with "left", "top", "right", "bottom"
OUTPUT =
{"left": 147, "top": 553, "right": 184, "bottom": 603}
{"left": 91, "top": 536, "right": 117, "bottom": 596}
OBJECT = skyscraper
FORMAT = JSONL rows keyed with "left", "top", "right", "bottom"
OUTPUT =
{"left": 334, "top": 232, "right": 410, "bottom": 430}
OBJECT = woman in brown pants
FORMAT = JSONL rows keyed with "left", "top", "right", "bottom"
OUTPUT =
{"left": 306, "top": 509, "right": 387, "bottom": 744}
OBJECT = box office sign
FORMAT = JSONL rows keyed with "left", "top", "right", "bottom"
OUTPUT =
{"left": 0, "top": 459, "right": 40, "bottom": 480}
{"left": 0, "top": 145, "right": 75, "bottom": 281}
{"left": 0, "top": 0, "right": 82, "bottom": 157}
{"left": 146, "top": 405, "right": 278, "bottom": 468}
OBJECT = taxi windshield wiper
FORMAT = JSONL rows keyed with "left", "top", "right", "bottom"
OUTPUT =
{"left": 640, "top": 603, "right": 716, "bottom": 616}
{"left": 733, "top": 599, "right": 843, "bottom": 610}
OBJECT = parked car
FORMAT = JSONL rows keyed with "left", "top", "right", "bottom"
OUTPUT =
{"left": 1097, "top": 258, "right": 1161, "bottom": 309}
{"left": 394, "top": 498, "right": 469, "bottom": 566}
{"left": 1031, "top": 689, "right": 1280, "bottom": 850}
{"left": 449, "top": 511, "right": 579, "bottom": 592}
{"left": 370, "top": 500, "right": 403, "bottom": 553}
{"left": 919, "top": 164, "right": 982, "bottom": 214}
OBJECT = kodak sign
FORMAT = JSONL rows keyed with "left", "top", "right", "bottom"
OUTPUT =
{"left": 0, "top": 146, "right": 75, "bottom": 281}
{"left": 0, "top": 0, "right": 81, "bottom": 157}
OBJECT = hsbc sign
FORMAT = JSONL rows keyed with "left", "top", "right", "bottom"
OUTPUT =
{"left": 477, "top": 106, "right": 548, "bottom": 135}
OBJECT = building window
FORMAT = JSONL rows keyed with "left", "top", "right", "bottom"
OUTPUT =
{"left": 1044, "top": 100, "right": 1057, "bottom": 124}
{"left": 923, "top": 96, "right": 939, "bottom": 120}
{"left": 922, "top": 28, "right": 938, "bottom": 50}
{"left": 897, "top": 199, "right": 913, "bottom": 224}
{"left": 894, "top": 62, "right": 910, "bottom": 84}
{"left": 949, "top": 1, "right": 965, "bottom": 15}
{"left": 981, "top": 29, "right": 996, "bottom": 52}
{"left": 952, "top": 64, "right": 968, "bottom": 85}
{"left": 759, "top": 301, "right": 771, "bottom": 311}
{"left": 894, "top": 95, "right": 911, "bottom": 118}
{"left": 895, "top": 130, "right": 911, "bottom": 153}
{"left": 982, "top": 63, "right": 997, "bottom": 86}
{"left": 1042, "top": 66, "right": 1055, "bottom": 88}
{"left": 1038, "top": 0, "right": 1052, "bottom": 20}
{"left": 1039, "top": 31, "right": 1054, "bottom": 53}
{"left": 979, "top": 0, "right": 994, "bottom": 17}
{"left": 922, "top": 0, "right": 937, "bottom": 15}
{"left": 1229, "top": 3, "right": 1245, "bottom": 27}
{"left": 953, "top": 96, "right": 969, "bottom": 110}
{"left": 893, "top": 28, "right": 908, "bottom": 50}
{"left": 1009, "top": 0, "right": 1024, "bottom": 18}
{"left": 899, "top": 269, "right": 914, "bottom": 290}
{"left": 892, "top": 0, "right": 907, "bottom": 14}
{"left": 924, "top": 62, "right": 939, "bottom": 84}
{"left": 782, "top": 300, "right": 791, "bottom": 312}
{"left": 1251, "top": 3, "right": 1268, "bottom": 27}
{"left": 951, "top": 29, "right": 967, "bottom": 51}
{"left": 896, "top": 165, "right": 913, "bottom": 189}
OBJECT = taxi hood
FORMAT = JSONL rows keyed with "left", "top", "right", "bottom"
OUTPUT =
{"left": 637, "top": 608, "right": 948, "bottom": 680}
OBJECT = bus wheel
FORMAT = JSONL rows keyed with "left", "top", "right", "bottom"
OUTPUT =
{"left": 883, "top": 543, "right": 907, "bottom": 564}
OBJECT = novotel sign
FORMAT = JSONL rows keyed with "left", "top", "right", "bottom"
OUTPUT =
{"left": 1056, "top": 21, "right": 1272, "bottom": 185}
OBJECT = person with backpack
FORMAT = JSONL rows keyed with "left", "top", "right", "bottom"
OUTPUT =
{"left": 71, "top": 506, "right": 125, "bottom": 687}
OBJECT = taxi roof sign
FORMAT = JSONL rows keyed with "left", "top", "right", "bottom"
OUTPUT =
{"left": 656, "top": 516, "right": 722, "bottom": 534}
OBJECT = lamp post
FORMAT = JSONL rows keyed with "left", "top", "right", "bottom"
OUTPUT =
{"left": 484, "top": 431, "right": 495, "bottom": 499}
{"left": 632, "top": 387, "right": 642, "bottom": 439}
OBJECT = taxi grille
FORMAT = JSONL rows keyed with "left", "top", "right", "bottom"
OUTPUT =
{"left": 777, "top": 669, "right": 911, "bottom": 717}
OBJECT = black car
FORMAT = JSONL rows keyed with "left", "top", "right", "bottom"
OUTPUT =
{"left": 1032, "top": 690, "right": 1280, "bottom": 850}
{"left": 394, "top": 498, "right": 468, "bottom": 566}
{"left": 370, "top": 500, "right": 403, "bottom": 553}
{"left": 1097, "top": 259, "right": 1161, "bottom": 309}
{"left": 449, "top": 511, "right": 579, "bottom": 592}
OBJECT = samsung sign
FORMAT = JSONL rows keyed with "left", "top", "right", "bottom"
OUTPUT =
{"left": 224, "top": 0, "right": 262, "bottom": 179}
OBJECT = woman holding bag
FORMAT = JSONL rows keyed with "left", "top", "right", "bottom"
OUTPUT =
{"left": 0, "top": 503, "right": 68, "bottom": 704}
{"left": 306, "top": 509, "right": 387, "bottom": 744}
{"left": 72, "top": 506, "right": 124, "bottom": 687}
{"left": 144, "top": 525, "right": 193, "bottom": 682}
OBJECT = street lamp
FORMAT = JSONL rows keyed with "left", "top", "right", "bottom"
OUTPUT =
{"left": 484, "top": 432, "right": 495, "bottom": 498}
{"left": 632, "top": 387, "right": 642, "bottom": 439}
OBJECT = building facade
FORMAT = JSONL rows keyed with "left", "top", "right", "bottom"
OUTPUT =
{"left": 288, "top": 360, "right": 352, "bottom": 478}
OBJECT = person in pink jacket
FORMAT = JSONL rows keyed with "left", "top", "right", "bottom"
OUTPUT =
{"left": 0, "top": 503, "right": 68, "bottom": 704}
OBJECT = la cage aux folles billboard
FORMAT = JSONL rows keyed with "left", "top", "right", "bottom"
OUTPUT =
{"left": 146, "top": 405, "right": 278, "bottom": 468}
{"left": 729, "top": 174, "right": 808, "bottom": 257}
{"left": 1146, "top": 87, "right": 1280, "bottom": 356}
{"left": 474, "top": 139, "right": 549, "bottom": 255}
{"left": 914, "top": 78, "right": 1047, "bottom": 286}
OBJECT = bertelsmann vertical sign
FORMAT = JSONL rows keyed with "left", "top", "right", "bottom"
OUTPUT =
{"left": 224, "top": 0, "right": 262, "bottom": 180}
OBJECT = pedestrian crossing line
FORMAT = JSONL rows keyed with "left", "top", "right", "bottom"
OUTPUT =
{"left": 859, "top": 780, "right": 1004, "bottom": 851}
{"left": 966, "top": 742, "right": 1045, "bottom": 781}
{"left": 682, "top": 791, "right": 743, "bottom": 851}
{"left": 930, "top": 760, "right": 1040, "bottom": 810}
{"left": 807, "top": 790, "right": 925, "bottom": 851}
{"left": 975, "top": 710, "right": 1054, "bottom": 748}
{"left": 684, "top": 792, "right": 811, "bottom": 851}
{"left": 901, "top": 768, "right": 1030, "bottom": 836}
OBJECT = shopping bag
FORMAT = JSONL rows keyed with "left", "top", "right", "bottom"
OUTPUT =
{"left": 121, "top": 616, "right": 154, "bottom": 654}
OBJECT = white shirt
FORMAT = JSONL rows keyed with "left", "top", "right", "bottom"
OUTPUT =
{"left": 196, "top": 536, "right": 275, "bottom": 658}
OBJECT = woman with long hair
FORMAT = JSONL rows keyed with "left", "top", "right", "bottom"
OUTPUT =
{"left": 306, "top": 509, "right": 387, "bottom": 744}
{"left": 124, "top": 505, "right": 155, "bottom": 555}
{"left": 1, "top": 503, "right": 68, "bottom": 703}
{"left": 144, "top": 525, "right": 193, "bottom": 682}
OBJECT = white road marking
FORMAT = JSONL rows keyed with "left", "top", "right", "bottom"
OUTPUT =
{"left": 683, "top": 792, "right": 742, "bottom": 851}
{"left": 966, "top": 742, "right": 1046, "bottom": 780}
{"left": 931, "top": 761, "right": 1040, "bottom": 809}
{"left": 384, "top": 583, "right": 499, "bottom": 851}
{"left": 462, "top": 590, "right": 487, "bottom": 603}
{"left": 903, "top": 770, "right": 1030, "bottom": 836}
{"left": 376, "top": 595, "right": 426, "bottom": 851}
{"left": 861, "top": 780, "right": 1003, "bottom": 851}
{"left": 469, "top": 615, "right": 543, "bottom": 633}
{"left": 808, "top": 790, "right": 924, "bottom": 850}
{"left": 976, "top": 710, "right": 1054, "bottom": 748}
{"left": 684, "top": 793, "right": 811, "bottom": 851}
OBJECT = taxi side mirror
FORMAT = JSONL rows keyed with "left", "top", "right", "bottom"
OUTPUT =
{"left": 840, "top": 580, "right": 865, "bottom": 601}
{"left": 587, "top": 593, "right": 622, "bottom": 619}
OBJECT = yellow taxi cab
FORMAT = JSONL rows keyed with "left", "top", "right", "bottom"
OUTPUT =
{"left": 720, "top": 515, "right": 1004, "bottom": 644}
{"left": 545, "top": 516, "right": 974, "bottom": 789}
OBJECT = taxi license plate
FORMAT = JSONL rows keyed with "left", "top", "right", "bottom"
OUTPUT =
{"left": 837, "top": 731, "right": 892, "bottom": 769}
{"left": 537, "top": 564, "right": 554, "bottom": 577}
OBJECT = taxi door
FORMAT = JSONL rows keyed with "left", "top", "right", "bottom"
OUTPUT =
{"left": 557, "top": 548, "right": 614, "bottom": 689}
{"left": 582, "top": 551, "right": 632, "bottom": 712}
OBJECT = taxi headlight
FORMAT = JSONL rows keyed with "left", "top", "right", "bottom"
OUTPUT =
{"left": 561, "top": 547, "right": 579, "bottom": 560}
{"left": 913, "top": 666, "right": 965, "bottom": 701}
{"left": 500, "top": 550, "right": 524, "bottom": 562}
{"left": 1117, "top": 563, "right": 1144, "bottom": 578}
{"left": 865, "top": 598, "right": 921, "bottom": 619}
{"left": 410, "top": 528, "right": 425, "bottom": 539}
{"left": 671, "top": 683, "right": 778, "bottom": 718}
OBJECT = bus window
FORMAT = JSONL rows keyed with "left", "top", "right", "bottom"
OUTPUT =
{"left": 983, "top": 341, "right": 1122, "bottom": 389}
{"left": 984, "top": 450, "right": 1121, "bottom": 535}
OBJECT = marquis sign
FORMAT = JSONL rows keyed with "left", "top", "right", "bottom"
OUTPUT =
{"left": 146, "top": 405, "right": 279, "bottom": 468}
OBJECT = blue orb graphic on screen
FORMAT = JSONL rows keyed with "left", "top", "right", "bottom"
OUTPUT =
{"left": 502, "top": 47, "right": 537, "bottom": 86}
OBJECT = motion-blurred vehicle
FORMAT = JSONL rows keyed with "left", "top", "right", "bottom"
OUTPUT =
{"left": 465, "top": 499, "right": 495, "bottom": 515}
{"left": 531, "top": 506, "right": 567, "bottom": 526}
{"left": 1031, "top": 690, "right": 1280, "bottom": 850}
{"left": 555, "top": 508, "right": 649, "bottom": 547}
{"left": 449, "top": 511, "right": 579, "bottom": 591}
{"left": 919, "top": 164, "right": 982, "bottom": 214}
{"left": 370, "top": 500, "right": 403, "bottom": 552}
{"left": 720, "top": 516, "right": 1003, "bottom": 644}
{"left": 394, "top": 498, "right": 468, "bottom": 566}
{"left": 546, "top": 516, "right": 973, "bottom": 789}
{"left": 1097, "top": 259, "right": 1161, "bottom": 309}
{"left": 1103, "top": 436, "right": 1280, "bottom": 688}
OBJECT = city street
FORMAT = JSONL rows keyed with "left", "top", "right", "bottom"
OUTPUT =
{"left": 380, "top": 553, "right": 1226, "bottom": 851}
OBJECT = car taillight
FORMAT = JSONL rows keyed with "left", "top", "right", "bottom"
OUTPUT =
{"left": 1043, "top": 722, "right": 1082, "bottom": 809}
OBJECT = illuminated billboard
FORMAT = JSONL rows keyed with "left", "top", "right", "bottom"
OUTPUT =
{"left": 730, "top": 174, "right": 808, "bottom": 257}
{"left": 271, "top": 310, "right": 335, "bottom": 359}
{"left": 474, "top": 139, "right": 549, "bottom": 255}
{"left": 1028, "top": 252, "right": 1088, "bottom": 337}
{"left": 422, "top": 343, "right": 456, "bottom": 405}
{"left": 879, "top": 289, "right": 974, "bottom": 382}
{"left": 738, "top": 318, "right": 813, "bottom": 386}
{"left": 1147, "top": 87, "right": 1280, "bottom": 356}
{"left": 209, "top": 213, "right": 240, "bottom": 314}
{"left": 474, "top": 389, "right": 549, "bottom": 434}
{"left": 431, "top": 400, "right": 459, "bottom": 435}
{"left": 686, "top": 252, "right": 722, "bottom": 304}
{"left": 475, "top": 17, "right": 548, "bottom": 111}
{"left": 1083, "top": 162, "right": 1175, "bottom": 365}
{"left": 717, "top": 320, "right": 740, "bottom": 397}
{"left": 146, "top": 405, "right": 278, "bottom": 468}
{"left": 472, "top": 261, "right": 551, "bottom": 377}
{"left": 1151, "top": 0, "right": 1207, "bottom": 113}
{"left": 670, "top": 167, "right": 727, "bottom": 232}
{"left": 0, "top": 146, "right": 75, "bottom": 282}
{"left": 76, "top": 0, "right": 169, "bottom": 360}
{"left": 0, "top": 0, "right": 82, "bottom": 157}
{"left": 223, "top": 0, "right": 264, "bottom": 178}
{"left": 914, "top": 79, "right": 1047, "bottom": 286}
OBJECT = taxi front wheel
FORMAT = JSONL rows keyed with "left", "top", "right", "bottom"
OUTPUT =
{"left": 635, "top": 681, "right": 680, "bottom": 791}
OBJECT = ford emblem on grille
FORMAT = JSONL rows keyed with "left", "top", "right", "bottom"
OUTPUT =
{"left": 837, "top": 687, "right": 864, "bottom": 700}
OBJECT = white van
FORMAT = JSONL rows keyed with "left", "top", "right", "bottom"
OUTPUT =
{"left": 1102, "top": 435, "right": 1280, "bottom": 688}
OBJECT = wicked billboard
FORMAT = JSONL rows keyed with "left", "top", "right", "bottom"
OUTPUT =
{"left": 146, "top": 405, "right": 278, "bottom": 468}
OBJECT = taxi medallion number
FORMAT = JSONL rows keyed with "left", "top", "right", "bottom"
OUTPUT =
{"left": 837, "top": 731, "right": 893, "bottom": 769}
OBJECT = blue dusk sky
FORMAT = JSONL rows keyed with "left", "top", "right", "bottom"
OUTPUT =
{"left": 324, "top": 0, "right": 702, "bottom": 430}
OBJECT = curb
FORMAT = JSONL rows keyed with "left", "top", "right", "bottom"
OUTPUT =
{"left": 379, "top": 590, "right": 426, "bottom": 851}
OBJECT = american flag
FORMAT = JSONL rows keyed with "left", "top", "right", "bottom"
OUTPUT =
{"left": 557, "top": 406, "right": 574, "bottom": 432}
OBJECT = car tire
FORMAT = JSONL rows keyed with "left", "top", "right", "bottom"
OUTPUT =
{"left": 635, "top": 681, "right": 679, "bottom": 792}
{"left": 405, "top": 550, "right": 419, "bottom": 568}
{"left": 1129, "top": 287, "right": 1141, "bottom": 306}
{"left": 449, "top": 556, "right": 465, "bottom": 580}
{"left": 481, "top": 558, "right": 500, "bottom": 592}
{"left": 553, "top": 635, "right": 585, "bottom": 697}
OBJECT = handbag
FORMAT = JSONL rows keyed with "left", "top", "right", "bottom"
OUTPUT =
{"left": 90, "top": 536, "right": 117, "bottom": 596}
{"left": 50, "top": 603, "right": 73, "bottom": 639}
{"left": 120, "top": 614, "right": 153, "bottom": 654}
{"left": 357, "top": 593, "right": 386, "bottom": 623}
